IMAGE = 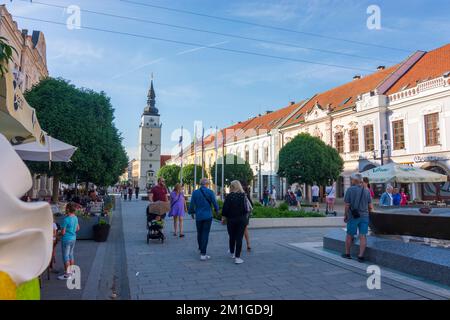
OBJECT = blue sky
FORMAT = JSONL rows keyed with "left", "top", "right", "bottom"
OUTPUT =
{"left": 5, "top": 0, "right": 450, "bottom": 159}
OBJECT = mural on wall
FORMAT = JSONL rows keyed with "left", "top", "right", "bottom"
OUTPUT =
{"left": 0, "top": 134, "right": 53, "bottom": 300}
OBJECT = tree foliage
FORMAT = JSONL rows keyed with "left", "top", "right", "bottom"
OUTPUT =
{"left": 278, "top": 133, "right": 343, "bottom": 185}
{"left": 157, "top": 164, "right": 181, "bottom": 188}
{"left": 24, "top": 78, "right": 128, "bottom": 195}
{"left": 0, "top": 36, "right": 17, "bottom": 76}
{"left": 210, "top": 154, "right": 254, "bottom": 187}
{"left": 181, "top": 164, "right": 203, "bottom": 187}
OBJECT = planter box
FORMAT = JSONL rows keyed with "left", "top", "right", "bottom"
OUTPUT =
{"left": 93, "top": 224, "right": 111, "bottom": 242}
{"left": 56, "top": 215, "right": 110, "bottom": 240}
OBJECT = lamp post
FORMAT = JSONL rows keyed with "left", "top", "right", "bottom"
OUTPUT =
{"left": 256, "top": 161, "right": 262, "bottom": 202}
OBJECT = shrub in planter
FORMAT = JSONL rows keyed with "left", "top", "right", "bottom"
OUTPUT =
{"left": 93, "top": 218, "right": 110, "bottom": 242}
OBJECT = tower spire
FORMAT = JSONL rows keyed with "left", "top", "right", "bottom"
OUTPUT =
{"left": 144, "top": 73, "right": 159, "bottom": 115}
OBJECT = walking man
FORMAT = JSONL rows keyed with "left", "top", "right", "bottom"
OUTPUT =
{"left": 311, "top": 182, "right": 320, "bottom": 212}
{"left": 342, "top": 173, "right": 373, "bottom": 262}
{"left": 189, "top": 178, "right": 219, "bottom": 261}
{"left": 135, "top": 185, "right": 140, "bottom": 200}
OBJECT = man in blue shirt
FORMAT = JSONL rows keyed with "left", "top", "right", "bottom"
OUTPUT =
{"left": 189, "top": 178, "right": 219, "bottom": 261}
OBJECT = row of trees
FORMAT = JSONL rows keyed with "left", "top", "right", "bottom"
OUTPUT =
{"left": 158, "top": 134, "right": 344, "bottom": 191}
{"left": 157, "top": 155, "right": 254, "bottom": 189}
{"left": 25, "top": 78, "right": 128, "bottom": 201}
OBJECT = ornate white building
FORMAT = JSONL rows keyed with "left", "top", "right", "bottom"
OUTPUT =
{"left": 168, "top": 43, "right": 450, "bottom": 201}
{"left": 137, "top": 80, "right": 162, "bottom": 191}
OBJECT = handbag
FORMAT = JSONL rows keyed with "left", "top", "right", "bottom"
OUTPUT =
{"left": 244, "top": 195, "right": 253, "bottom": 218}
{"left": 350, "top": 187, "right": 365, "bottom": 219}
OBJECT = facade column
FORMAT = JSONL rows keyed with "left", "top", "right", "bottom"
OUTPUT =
{"left": 38, "top": 174, "right": 48, "bottom": 197}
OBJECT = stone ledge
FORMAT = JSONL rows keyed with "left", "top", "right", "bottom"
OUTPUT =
{"left": 323, "top": 229, "right": 450, "bottom": 287}
{"left": 248, "top": 217, "right": 345, "bottom": 229}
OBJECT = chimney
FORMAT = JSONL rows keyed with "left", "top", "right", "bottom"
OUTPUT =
{"left": 290, "top": 101, "right": 295, "bottom": 105}
{"left": 377, "top": 65, "right": 386, "bottom": 71}
{"left": 353, "top": 75, "right": 361, "bottom": 80}
{"left": 21, "top": 29, "right": 28, "bottom": 38}
{"left": 265, "top": 110, "right": 273, "bottom": 115}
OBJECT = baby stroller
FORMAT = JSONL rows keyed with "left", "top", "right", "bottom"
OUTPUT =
{"left": 146, "top": 205, "right": 166, "bottom": 244}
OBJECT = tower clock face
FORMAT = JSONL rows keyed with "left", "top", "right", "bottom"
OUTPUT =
{"left": 144, "top": 144, "right": 158, "bottom": 153}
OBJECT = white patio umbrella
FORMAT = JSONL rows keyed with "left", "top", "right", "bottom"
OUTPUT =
{"left": 14, "top": 134, "right": 77, "bottom": 162}
{"left": 361, "top": 162, "right": 448, "bottom": 184}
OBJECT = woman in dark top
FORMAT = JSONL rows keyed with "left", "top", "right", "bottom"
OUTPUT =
{"left": 221, "top": 180, "right": 251, "bottom": 264}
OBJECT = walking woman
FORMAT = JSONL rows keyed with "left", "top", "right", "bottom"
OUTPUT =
{"left": 222, "top": 180, "right": 250, "bottom": 264}
{"left": 169, "top": 183, "right": 187, "bottom": 237}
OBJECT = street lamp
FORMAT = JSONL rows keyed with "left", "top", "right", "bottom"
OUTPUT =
{"left": 255, "top": 162, "right": 262, "bottom": 201}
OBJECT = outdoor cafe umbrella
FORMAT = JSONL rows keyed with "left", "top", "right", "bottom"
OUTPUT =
{"left": 0, "top": 69, "right": 45, "bottom": 145}
{"left": 361, "top": 162, "right": 448, "bottom": 184}
{"left": 14, "top": 134, "right": 77, "bottom": 163}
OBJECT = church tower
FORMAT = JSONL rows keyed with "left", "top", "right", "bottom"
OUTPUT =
{"left": 138, "top": 77, "right": 162, "bottom": 191}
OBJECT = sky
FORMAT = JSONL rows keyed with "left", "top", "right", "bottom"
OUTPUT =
{"left": 4, "top": 0, "right": 450, "bottom": 160}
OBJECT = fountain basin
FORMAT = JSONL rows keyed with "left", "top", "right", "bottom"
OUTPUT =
{"left": 370, "top": 208, "right": 450, "bottom": 240}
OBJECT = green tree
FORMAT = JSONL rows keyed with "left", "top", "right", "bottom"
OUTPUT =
{"left": 157, "top": 164, "right": 181, "bottom": 188}
{"left": 210, "top": 154, "right": 254, "bottom": 188}
{"left": 0, "top": 36, "right": 17, "bottom": 76}
{"left": 278, "top": 133, "right": 343, "bottom": 186}
{"left": 24, "top": 78, "right": 128, "bottom": 201}
{"left": 181, "top": 164, "right": 203, "bottom": 187}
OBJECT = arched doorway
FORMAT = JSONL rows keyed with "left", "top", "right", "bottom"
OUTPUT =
{"left": 421, "top": 165, "right": 450, "bottom": 200}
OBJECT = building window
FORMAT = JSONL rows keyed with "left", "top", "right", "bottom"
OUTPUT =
{"left": 392, "top": 120, "right": 405, "bottom": 150}
{"left": 424, "top": 113, "right": 440, "bottom": 146}
{"left": 254, "top": 148, "right": 259, "bottom": 164}
{"left": 335, "top": 132, "right": 344, "bottom": 154}
{"left": 244, "top": 147, "right": 250, "bottom": 163}
{"left": 264, "top": 146, "right": 269, "bottom": 163}
{"left": 349, "top": 129, "right": 359, "bottom": 153}
{"left": 364, "top": 125, "right": 374, "bottom": 152}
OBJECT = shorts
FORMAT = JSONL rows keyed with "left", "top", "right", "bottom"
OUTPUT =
{"left": 326, "top": 197, "right": 335, "bottom": 204}
{"left": 346, "top": 217, "right": 369, "bottom": 236}
{"left": 62, "top": 239, "right": 76, "bottom": 263}
{"left": 312, "top": 196, "right": 319, "bottom": 203}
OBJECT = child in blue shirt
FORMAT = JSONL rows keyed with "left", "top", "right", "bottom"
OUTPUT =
{"left": 58, "top": 202, "right": 80, "bottom": 280}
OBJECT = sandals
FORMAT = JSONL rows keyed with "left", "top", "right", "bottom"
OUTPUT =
{"left": 179, "top": 234, "right": 185, "bottom": 238}
{"left": 341, "top": 253, "right": 351, "bottom": 259}
{"left": 247, "top": 247, "right": 251, "bottom": 252}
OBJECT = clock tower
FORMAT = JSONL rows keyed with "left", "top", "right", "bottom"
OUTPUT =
{"left": 138, "top": 78, "right": 161, "bottom": 191}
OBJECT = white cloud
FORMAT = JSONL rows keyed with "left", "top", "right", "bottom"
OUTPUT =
{"left": 126, "top": 146, "right": 139, "bottom": 161}
{"left": 48, "top": 39, "right": 104, "bottom": 63}
{"left": 230, "top": 0, "right": 301, "bottom": 22}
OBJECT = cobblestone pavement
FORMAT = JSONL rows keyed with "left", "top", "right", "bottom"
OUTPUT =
{"left": 121, "top": 199, "right": 444, "bottom": 300}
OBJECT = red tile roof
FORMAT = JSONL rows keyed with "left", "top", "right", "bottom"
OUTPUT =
{"left": 387, "top": 43, "right": 450, "bottom": 94}
{"left": 282, "top": 65, "right": 400, "bottom": 128}
{"left": 160, "top": 155, "right": 171, "bottom": 167}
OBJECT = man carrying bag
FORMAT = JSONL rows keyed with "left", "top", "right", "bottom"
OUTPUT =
{"left": 188, "top": 178, "right": 219, "bottom": 261}
{"left": 342, "top": 173, "right": 373, "bottom": 262}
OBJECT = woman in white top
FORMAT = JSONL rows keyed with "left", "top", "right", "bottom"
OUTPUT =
{"left": 325, "top": 183, "right": 336, "bottom": 214}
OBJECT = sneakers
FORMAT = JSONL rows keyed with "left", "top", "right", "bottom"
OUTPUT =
{"left": 230, "top": 253, "right": 235, "bottom": 259}
{"left": 200, "top": 255, "right": 211, "bottom": 261}
{"left": 235, "top": 258, "right": 244, "bottom": 264}
{"left": 57, "top": 273, "right": 72, "bottom": 280}
{"left": 357, "top": 256, "right": 366, "bottom": 263}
